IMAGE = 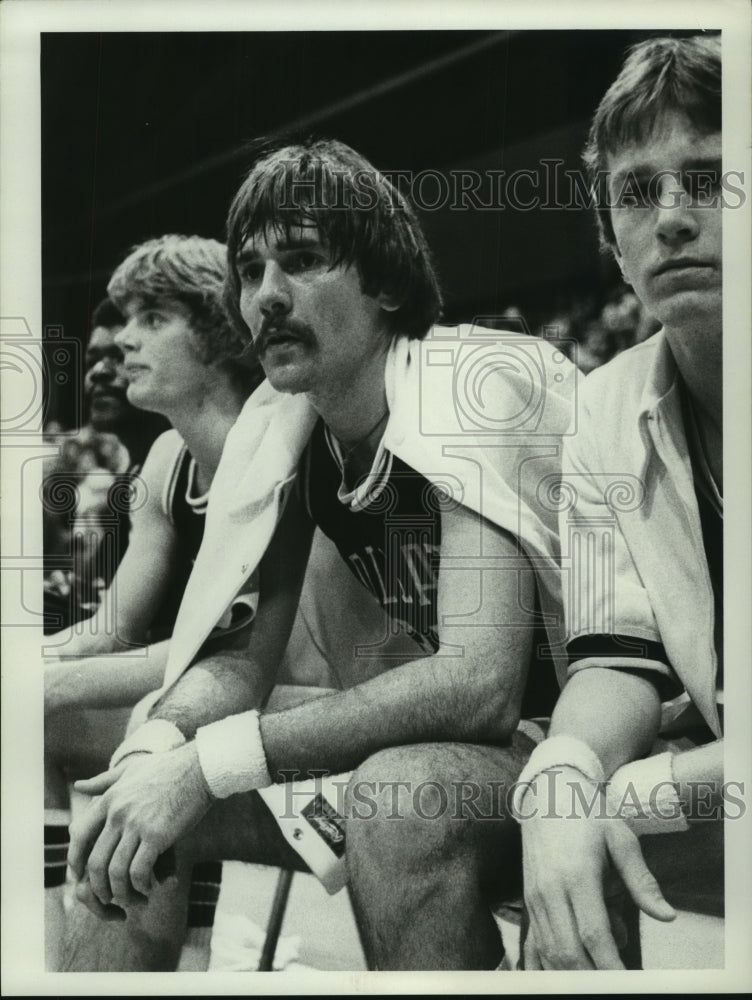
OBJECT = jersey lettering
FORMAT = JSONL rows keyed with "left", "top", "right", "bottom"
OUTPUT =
{"left": 301, "top": 421, "right": 442, "bottom": 653}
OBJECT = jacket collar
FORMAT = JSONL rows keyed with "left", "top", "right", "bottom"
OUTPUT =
{"left": 638, "top": 329, "right": 680, "bottom": 415}
{"left": 632, "top": 331, "right": 688, "bottom": 483}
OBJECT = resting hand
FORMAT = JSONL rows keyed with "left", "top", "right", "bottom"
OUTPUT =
{"left": 520, "top": 766, "right": 675, "bottom": 970}
{"left": 68, "top": 743, "right": 212, "bottom": 911}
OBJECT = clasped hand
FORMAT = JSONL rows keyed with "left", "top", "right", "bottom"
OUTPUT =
{"left": 68, "top": 742, "right": 213, "bottom": 917}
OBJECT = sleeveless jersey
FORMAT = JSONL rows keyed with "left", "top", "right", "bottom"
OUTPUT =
{"left": 299, "top": 419, "right": 442, "bottom": 655}
{"left": 147, "top": 441, "right": 208, "bottom": 642}
{"left": 299, "top": 419, "right": 560, "bottom": 716}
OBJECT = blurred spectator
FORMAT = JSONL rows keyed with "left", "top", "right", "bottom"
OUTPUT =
{"left": 42, "top": 298, "right": 168, "bottom": 633}
{"left": 576, "top": 289, "right": 660, "bottom": 373}
{"left": 42, "top": 425, "right": 132, "bottom": 627}
{"left": 535, "top": 288, "right": 660, "bottom": 374}
{"left": 83, "top": 296, "right": 168, "bottom": 469}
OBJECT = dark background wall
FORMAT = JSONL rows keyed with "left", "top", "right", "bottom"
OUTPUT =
{"left": 41, "top": 28, "right": 693, "bottom": 426}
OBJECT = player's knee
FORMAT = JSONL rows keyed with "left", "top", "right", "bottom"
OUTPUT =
{"left": 346, "top": 745, "right": 478, "bottom": 870}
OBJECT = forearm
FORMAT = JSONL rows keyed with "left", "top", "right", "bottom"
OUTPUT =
{"left": 147, "top": 651, "right": 276, "bottom": 737}
{"left": 545, "top": 671, "right": 723, "bottom": 827}
{"left": 45, "top": 593, "right": 157, "bottom": 658}
{"left": 45, "top": 624, "right": 131, "bottom": 660}
{"left": 260, "top": 653, "right": 518, "bottom": 781}
{"left": 549, "top": 667, "right": 662, "bottom": 777}
{"left": 44, "top": 640, "right": 169, "bottom": 713}
{"left": 147, "top": 486, "right": 316, "bottom": 738}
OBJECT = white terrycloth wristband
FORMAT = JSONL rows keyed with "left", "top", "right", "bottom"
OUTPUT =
{"left": 607, "top": 752, "right": 689, "bottom": 835}
{"left": 512, "top": 734, "right": 606, "bottom": 821}
{"left": 194, "top": 709, "right": 272, "bottom": 799}
{"left": 110, "top": 719, "right": 186, "bottom": 769}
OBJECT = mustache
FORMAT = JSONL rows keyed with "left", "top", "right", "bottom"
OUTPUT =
{"left": 257, "top": 315, "right": 314, "bottom": 354}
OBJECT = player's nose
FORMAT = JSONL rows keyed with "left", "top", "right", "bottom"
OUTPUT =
{"left": 258, "top": 261, "right": 292, "bottom": 317}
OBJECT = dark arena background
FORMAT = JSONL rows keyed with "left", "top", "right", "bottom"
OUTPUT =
{"left": 41, "top": 28, "right": 703, "bottom": 427}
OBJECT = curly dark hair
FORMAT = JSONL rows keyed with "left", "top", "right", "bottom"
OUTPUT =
{"left": 90, "top": 297, "right": 125, "bottom": 332}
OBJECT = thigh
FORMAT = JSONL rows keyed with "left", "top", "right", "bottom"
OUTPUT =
{"left": 189, "top": 788, "right": 312, "bottom": 875}
{"left": 195, "top": 735, "right": 538, "bottom": 886}
{"left": 349, "top": 732, "right": 536, "bottom": 812}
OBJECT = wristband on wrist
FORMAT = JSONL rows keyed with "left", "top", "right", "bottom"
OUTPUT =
{"left": 607, "top": 752, "right": 689, "bottom": 835}
{"left": 109, "top": 719, "right": 186, "bottom": 770}
{"left": 194, "top": 709, "right": 272, "bottom": 799}
{"left": 511, "top": 734, "right": 606, "bottom": 821}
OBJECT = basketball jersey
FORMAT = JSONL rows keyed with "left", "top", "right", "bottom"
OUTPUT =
{"left": 299, "top": 418, "right": 560, "bottom": 717}
{"left": 299, "top": 419, "right": 442, "bottom": 655}
{"left": 147, "top": 443, "right": 208, "bottom": 642}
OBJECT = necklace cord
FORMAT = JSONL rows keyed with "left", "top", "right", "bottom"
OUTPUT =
{"left": 335, "top": 409, "right": 389, "bottom": 464}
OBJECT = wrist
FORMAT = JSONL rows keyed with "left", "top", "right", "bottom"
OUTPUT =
{"left": 512, "top": 734, "right": 606, "bottom": 822}
{"left": 109, "top": 718, "right": 187, "bottom": 769}
{"left": 607, "top": 752, "right": 689, "bottom": 835}
{"left": 178, "top": 741, "right": 215, "bottom": 806}
{"left": 194, "top": 710, "right": 272, "bottom": 799}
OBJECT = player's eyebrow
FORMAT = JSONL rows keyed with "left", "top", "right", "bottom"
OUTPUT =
{"left": 611, "top": 155, "right": 722, "bottom": 188}
{"left": 236, "top": 235, "right": 323, "bottom": 264}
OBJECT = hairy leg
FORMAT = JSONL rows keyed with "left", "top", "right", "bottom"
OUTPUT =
{"left": 56, "top": 685, "right": 328, "bottom": 971}
{"left": 45, "top": 705, "right": 131, "bottom": 970}
{"left": 61, "top": 787, "right": 309, "bottom": 971}
{"left": 345, "top": 735, "right": 534, "bottom": 970}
